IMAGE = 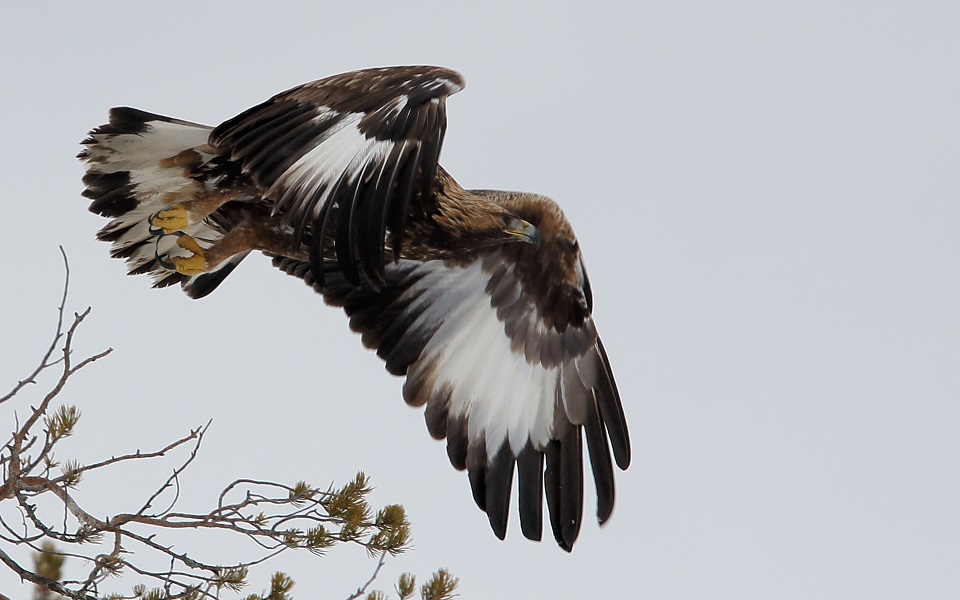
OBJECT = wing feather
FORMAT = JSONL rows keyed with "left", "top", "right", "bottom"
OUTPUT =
{"left": 595, "top": 338, "right": 631, "bottom": 469}
{"left": 516, "top": 442, "right": 545, "bottom": 541}
{"left": 582, "top": 398, "right": 616, "bottom": 525}
{"left": 554, "top": 417, "right": 584, "bottom": 551}
{"left": 446, "top": 413, "right": 470, "bottom": 471}
{"left": 274, "top": 247, "right": 628, "bottom": 550}
{"left": 485, "top": 444, "right": 516, "bottom": 540}
{"left": 466, "top": 436, "right": 488, "bottom": 511}
{"left": 211, "top": 66, "right": 464, "bottom": 286}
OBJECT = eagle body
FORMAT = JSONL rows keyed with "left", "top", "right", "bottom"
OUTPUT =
{"left": 80, "top": 66, "right": 630, "bottom": 550}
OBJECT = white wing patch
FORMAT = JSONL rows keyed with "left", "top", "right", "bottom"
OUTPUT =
{"left": 400, "top": 260, "right": 591, "bottom": 460}
{"left": 269, "top": 111, "right": 394, "bottom": 223}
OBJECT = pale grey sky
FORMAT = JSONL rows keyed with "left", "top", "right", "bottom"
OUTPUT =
{"left": 1, "top": 2, "right": 958, "bottom": 598}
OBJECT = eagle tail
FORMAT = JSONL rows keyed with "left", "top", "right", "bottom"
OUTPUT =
{"left": 79, "top": 107, "right": 249, "bottom": 299}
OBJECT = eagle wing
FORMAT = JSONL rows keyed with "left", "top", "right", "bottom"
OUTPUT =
{"left": 274, "top": 246, "right": 630, "bottom": 551}
{"left": 210, "top": 66, "right": 465, "bottom": 286}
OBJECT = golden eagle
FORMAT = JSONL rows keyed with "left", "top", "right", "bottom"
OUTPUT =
{"left": 79, "top": 66, "right": 630, "bottom": 550}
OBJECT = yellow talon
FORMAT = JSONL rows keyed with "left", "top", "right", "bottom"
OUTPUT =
{"left": 150, "top": 205, "right": 190, "bottom": 234}
{"left": 169, "top": 235, "right": 206, "bottom": 275}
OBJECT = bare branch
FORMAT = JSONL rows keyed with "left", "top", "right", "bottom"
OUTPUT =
{"left": 48, "top": 425, "right": 202, "bottom": 486}
{"left": 0, "top": 545, "right": 97, "bottom": 600}
{"left": 346, "top": 551, "right": 388, "bottom": 600}
{"left": 132, "top": 422, "right": 209, "bottom": 519}
{"left": 0, "top": 247, "right": 70, "bottom": 407}
{"left": 1, "top": 253, "right": 444, "bottom": 600}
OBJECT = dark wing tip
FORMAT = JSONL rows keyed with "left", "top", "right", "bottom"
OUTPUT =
{"left": 466, "top": 437, "right": 488, "bottom": 512}
{"left": 446, "top": 414, "right": 469, "bottom": 471}
{"left": 545, "top": 421, "right": 585, "bottom": 551}
{"left": 484, "top": 444, "right": 515, "bottom": 540}
{"left": 584, "top": 401, "right": 616, "bottom": 526}
{"left": 517, "top": 442, "right": 544, "bottom": 541}
{"left": 595, "top": 338, "right": 631, "bottom": 470}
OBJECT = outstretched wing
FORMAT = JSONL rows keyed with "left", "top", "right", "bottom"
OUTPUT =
{"left": 274, "top": 248, "right": 630, "bottom": 551}
{"left": 210, "top": 66, "right": 464, "bottom": 286}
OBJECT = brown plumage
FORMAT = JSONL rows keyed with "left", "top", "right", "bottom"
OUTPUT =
{"left": 79, "top": 66, "right": 630, "bottom": 550}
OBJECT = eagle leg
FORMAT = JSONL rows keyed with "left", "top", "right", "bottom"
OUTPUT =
{"left": 149, "top": 191, "right": 240, "bottom": 235}
{"left": 161, "top": 217, "right": 309, "bottom": 277}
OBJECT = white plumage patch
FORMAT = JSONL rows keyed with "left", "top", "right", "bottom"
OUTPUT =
{"left": 398, "top": 260, "right": 591, "bottom": 460}
{"left": 270, "top": 112, "right": 394, "bottom": 223}
{"left": 89, "top": 118, "right": 212, "bottom": 174}
{"left": 79, "top": 110, "right": 239, "bottom": 292}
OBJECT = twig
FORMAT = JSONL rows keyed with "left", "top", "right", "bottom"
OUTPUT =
{"left": 0, "top": 247, "right": 71, "bottom": 406}
{"left": 134, "top": 421, "right": 209, "bottom": 518}
{"left": 50, "top": 424, "right": 203, "bottom": 484}
{"left": 346, "top": 551, "right": 388, "bottom": 600}
{"left": 0, "top": 545, "right": 97, "bottom": 600}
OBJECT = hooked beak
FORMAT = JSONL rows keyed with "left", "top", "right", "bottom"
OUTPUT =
{"left": 505, "top": 218, "right": 541, "bottom": 246}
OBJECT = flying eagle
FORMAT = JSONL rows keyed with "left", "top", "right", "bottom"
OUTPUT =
{"left": 79, "top": 66, "right": 630, "bottom": 550}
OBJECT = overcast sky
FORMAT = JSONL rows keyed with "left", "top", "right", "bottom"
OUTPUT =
{"left": 1, "top": 2, "right": 958, "bottom": 598}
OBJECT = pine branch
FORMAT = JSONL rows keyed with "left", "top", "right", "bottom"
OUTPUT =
{"left": 1, "top": 251, "right": 454, "bottom": 599}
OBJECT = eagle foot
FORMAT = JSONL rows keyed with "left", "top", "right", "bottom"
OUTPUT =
{"left": 171, "top": 234, "right": 206, "bottom": 274}
{"left": 156, "top": 234, "right": 206, "bottom": 275}
{"left": 149, "top": 206, "right": 190, "bottom": 235}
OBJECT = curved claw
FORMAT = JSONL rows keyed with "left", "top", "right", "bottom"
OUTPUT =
{"left": 149, "top": 205, "right": 190, "bottom": 235}
{"left": 155, "top": 232, "right": 206, "bottom": 275}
